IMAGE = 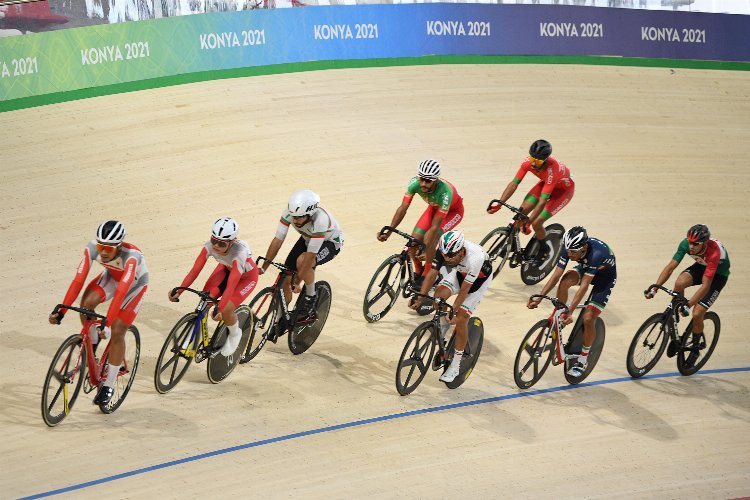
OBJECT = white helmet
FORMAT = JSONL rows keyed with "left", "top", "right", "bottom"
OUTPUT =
{"left": 439, "top": 230, "right": 465, "bottom": 255}
{"left": 212, "top": 217, "right": 239, "bottom": 241}
{"left": 96, "top": 220, "right": 126, "bottom": 245}
{"left": 288, "top": 189, "right": 320, "bottom": 217}
{"left": 417, "top": 159, "right": 441, "bottom": 180}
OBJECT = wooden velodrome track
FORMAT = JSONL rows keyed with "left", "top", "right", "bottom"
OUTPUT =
{"left": 1, "top": 63, "right": 749, "bottom": 498}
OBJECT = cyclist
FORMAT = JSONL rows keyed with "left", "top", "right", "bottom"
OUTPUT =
{"left": 377, "top": 159, "right": 464, "bottom": 289}
{"left": 410, "top": 230, "right": 492, "bottom": 383}
{"left": 528, "top": 226, "right": 616, "bottom": 377}
{"left": 487, "top": 140, "right": 574, "bottom": 261}
{"left": 644, "top": 224, "right": 730, "bottom": 364}
{"left": 48, "top": 220, "right": 149, "bottom": 406}
{"left": 260, "top": 189, "right": 343, "bottom": 327}
{"left": 168, "top": 217, "right": 258, "bottom": 357}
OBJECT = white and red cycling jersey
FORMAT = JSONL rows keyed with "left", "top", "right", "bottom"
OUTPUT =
{"left": 178, "top": 239, "right": 258, "bottom": 310}
{"left": 60, "top": 241, "right": 149, "bottom": 327}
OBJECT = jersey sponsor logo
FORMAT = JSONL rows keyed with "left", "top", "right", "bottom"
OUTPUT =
{"left": 443, "top": 212, "right": 462, "bottom": 231}
{"left": 316, "top": 246, "right": 330, "bottom": 262}
{"left": 240, "top": 281, "right": 257, "bottom": 296}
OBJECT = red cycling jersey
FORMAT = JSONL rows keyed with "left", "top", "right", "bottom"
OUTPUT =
{"left": 513, "top": 156, "right": 574, "bottom": 200}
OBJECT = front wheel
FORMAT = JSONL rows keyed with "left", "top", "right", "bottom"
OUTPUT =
{"left": 479, "top": 227, "right": 511, "bottom": 280}
{"left": 99, "top": 325, "right": 141, "bottom": 414}
{"left": 395, "top": 322, "right": 437, "bottom": 396}
{"left": 41, "top": 334, "right": 86, "bottom": 427}
{"left": 363, "top": 254, "right": 405, "bottom": 323}
{"left": 207, "top": 305, "right": 253, "bottom": 383}
{"left": 154, "top": 313, "right": 198, "bottom": 394}
{"left": 289, "top": 282, "right": 332, "bottom": 355}
{"left": 514, "top": 319, "right": 555, "bottom": 389}
{"left": 240, "top": 287, "right": 275, "bottom": 364}
{"left": 677, "top": 311, "right": 720, "bottom": 376}
{"left": 626, "top": 313, "right": 668, "bottom": 378}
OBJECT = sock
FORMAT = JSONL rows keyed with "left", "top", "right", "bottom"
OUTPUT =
{"left": 104, "top": 362, "right": 121, "bottom": 388}
{"left": 581, "top": 345, "right": 591, "bottom": 363}
{"left": 305, "top": 283, "right": 316, "bottom": 296}
{"left": 228, "top": 322, "right": 241, "bottom": 337}
{"left": 452, "top": 350, "right": 463, "bottom": 367}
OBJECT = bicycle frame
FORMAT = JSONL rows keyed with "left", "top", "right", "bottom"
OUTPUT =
{"left": 485, "top": 199, "right": 531, "bottom": 266}
{"left": 649, "top": 284, "right": 688, "bottom": 347}
{"left": 170, "top": 287, "right": 224, "bottom": 360}
{"left": 254, "top": 257, "right": 299, "bottom": 333}
{"left": 530, "top": 295, "right": 571, "bottom": 365}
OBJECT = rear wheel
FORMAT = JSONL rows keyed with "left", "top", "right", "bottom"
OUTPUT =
{"left": 363, "top": 254, "right": 405, "bottom": 322}
{"left": 520, "top": 223, "right": 565, "bottom": 285}
{"left": 207, "top": 305, "right": 253, "bottom": 383}
{"left": 99, "top": 326, "right": 141, "bottom": 414}
{"left": 677, "top": 312, "right": 720, "bottom": 376}
{"left": 289, "top": 282, "right": 332, "bottom": 355}
{"left": 240, "top": 287, "right": 275, "bottom": 364}
{"left": 564, "top": 318, "right": 605, "bottom": 385}
{"left": 41, "top": 334, "right": 86, "bottom": 427}
{"left": 395, "top": 322, "right": 437, "bottom": 395}
{"left": 626, "top": 313, "right": 668, "bottom": 378}
{"left": 154, "top": 313, "right": 197, "bottom": 394}
{"left": 444, "top": 317, "right": 485, "bottom": 389}
{"left": 480, "top": 227, "right": 511, "bottom": 280}
{"left": 514, "top": 319, "right": 555, "bottom": 389}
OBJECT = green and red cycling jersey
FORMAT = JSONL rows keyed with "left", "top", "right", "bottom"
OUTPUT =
{"left": 403, "top": 177, "right": 463, "bottom": 219}
{"left": 673, "top": 238, "right": 730, "bottom": 279}
{"left": 513, "top": 156, "right": 574, "bottom": 200}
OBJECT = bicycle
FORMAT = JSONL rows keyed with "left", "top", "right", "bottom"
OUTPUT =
{"left": 513, "top": 293, "right": 606, "bottom": 389}
{"left": 239, "top": 257, "right": 332, "bottom": 363}
{"left": 626, "top": 284, "right": 721, "bottom": 378}
{"left": 480, "top": 199, "right": 565, "bottom": 285}
{"left": 41, "top": 304, "right": 141, "bottom": 427}
{"left": 395, "top": 292, "right": 485, "bottom": 395}
{"left": 363, "top": 226, "right": 437, "bottom": 323}
{"left": 153, "top": 287, "right": 253, "bottom": 394}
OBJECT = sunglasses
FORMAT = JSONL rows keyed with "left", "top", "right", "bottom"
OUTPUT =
{"left": 419, "top": 176, "right": 436, "bottom": 184}
{"left": 688, "top": 241, "right": 703, "bottom": 247}
{"left": 210, "top": 237, "right": 230, "bottom": 249}
{"left": 96, "top": 242, "right": 120, "bottom": 253}
{"left": 528, "top": 156, "right": 545, "bottom": 167}
{"left": 445, "top": 250, "right": 461, "bottom": 258}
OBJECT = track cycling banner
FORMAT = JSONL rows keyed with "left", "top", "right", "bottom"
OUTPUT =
{"left": 1, "top": 4, "right": 749, "bottom": 101}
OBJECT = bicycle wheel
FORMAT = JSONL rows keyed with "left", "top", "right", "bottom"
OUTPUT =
{"left": 564, "top": 318, "right": 606, "bottom": 385}
{"left": 289, "top": 282, "right": 332, "bottom": 355}
{"left": 395, "top": 322, "right": 437, "bottom": 395}
{"left": 677, "top": 311, "right": 720, "bottom": 376}
{"left": 444, "top": 317, "right": 485, "bottom": 389}
{"left": 240, "top": 287, "right": 275, "bottom": 364}
{"left": 480, "top": 227, "right": 512, "bottom": 280}
{"left": 99, "top": 325, "right": 141, "bottom": 414}
{"left": 207, "top": 305, "right": 253, "bottom": 383}
{"left": 363, "top": 254, "right": 405, "bottom": 322}
{"left": 514, "top": 319, "right": 555, "bottom": 389}
{"left": 41, "top": 334, "right": 87, "bottom": 427}
{"left": 520, "top": 223, "right": 565, "bottom": 285}
{"left": 626, "top": 313, "right": 668, "bottom": 378}
{"left": 154, "top": 313, "right": 198, "bottom": 394}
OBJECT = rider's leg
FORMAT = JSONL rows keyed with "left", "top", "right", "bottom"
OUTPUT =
{"left": 581, "top": 307, "right": 601, "bottom": 356}
{"left": 673, "top": 270, "right": 694, "bottom": 295}
{"left": 80, "top": 287, "right": 105, "bottom": 350}
{"left": 296, "top": 251, "right": 317, "bottom": 296}
{"left": 555, "top": 270, "right": 580, "bottom": 304}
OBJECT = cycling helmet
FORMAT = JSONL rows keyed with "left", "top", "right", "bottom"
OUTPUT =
{"left": 440, "top": 230, "right": 465, "bottom": 255}
{"left": 563, "top": 226, "right": 588, "bottom": 252}
{"left": 417, "top": 159, "right": 441, "bottom": 180}
{"left": 288, "top": 189, "right": 320, "bottom": 217}
{"left": 529, "top": 139, "right": 552, "bottom": 161}
{"left": 687, "top": 224, "right": 710, "bottom": 244}
{"left": 212, "top": 217, "right": 239, "bottom": 241}
{"left": 96, "top": 220, "right": 126, "bottom": 245}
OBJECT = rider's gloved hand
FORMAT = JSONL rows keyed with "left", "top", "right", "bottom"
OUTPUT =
{"left": 168, "top": 289, "right": 181, "bottom": 302}
{"left": 527, "top": 296, "right": 541, "bottom": 309}
{"left": 644, "top": 286, "right": 658, "bottom": 299}
{"left": 679, "top": 303, "right": 691, "bottom": 317}
{"left": 521, "top": 222, "right": 532, "bottom": 235}
{"left": 49, "top": 311, "right": 64, "bottom": 325}
{"left": 487, "top": 203, "right": 501, "bottom": 214}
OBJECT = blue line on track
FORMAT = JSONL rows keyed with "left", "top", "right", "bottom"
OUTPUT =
{"left": 22, "top": 366, "right": 750, "bottom": 499}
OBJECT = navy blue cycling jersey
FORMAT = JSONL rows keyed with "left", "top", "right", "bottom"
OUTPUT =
{"left": 557, "top": 237, "right": 616, "bottom": 277}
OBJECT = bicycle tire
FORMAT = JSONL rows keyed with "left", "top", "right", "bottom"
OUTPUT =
{"left": 514, "top": 319, "right": 555, "bottom": 389}
{"left": 289, "top": 282, "right": 332, "bottom": 355}
{"left": 207, "top": 305, "right": 253, "bottom": 383}
{"left": 677, "top": 311, "right": 720, "bottom": 376}
{"left": 520, "top": 223, "right": 565, "bottom": 285}
{"left": 240, "top": 287, "right": 275, "bottom": 364}
{"left": 363, "top": 254, "right": 405, "bottom": 322}
{"left": 479, "top": 227, "right": 511, "bottom": 280}
{"left": 154, "top": 313, "right": 198, "bottom": 394}
{"left": 626, "top": 313, "right": 668, "bottom": 378}
{"left": 564, "top": 317, "right": 605, "bottom": 385}
{"left": 444, "top": 317, "right": 485, "bottom": 389}
{"left": 395, "top": 322, "right": 437, "bottom": 395}
{"left": 41, "top": 334, "right": 87, "bottom": 427}
{"left": 99, "top": 325, "right": 141, "bottom": 414}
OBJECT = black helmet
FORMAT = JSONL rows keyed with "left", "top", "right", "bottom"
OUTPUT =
{"left": 529, "top": 139, "right": 552, "bottom": 161}
{"left": 687, "top": 224, "right": 710, "bottom": 244}
{"left": 563, "top": 226, "right": 588, "bottom": 251}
